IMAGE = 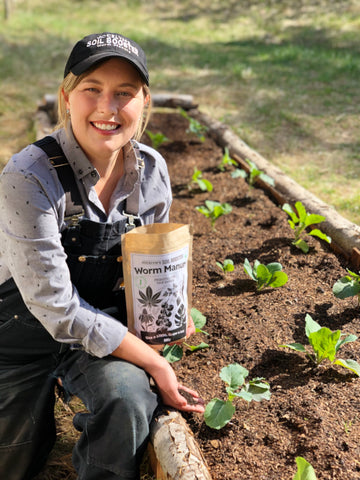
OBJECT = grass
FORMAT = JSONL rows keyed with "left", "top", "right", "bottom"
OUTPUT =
{"left": 1, "top": 0, "right": 360, "bottom": 222}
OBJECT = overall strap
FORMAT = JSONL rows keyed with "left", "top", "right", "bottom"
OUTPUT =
{"left": 34, "top": 136, "right": 142, "bottom": 231}
{"left": 33, "top": 136, "right": 84, "bottom": 225}
{"left": 123, "top": 140, "right": 143, "bottom": 231}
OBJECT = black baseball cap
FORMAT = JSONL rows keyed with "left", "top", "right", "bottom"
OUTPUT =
{"left": 64, "top": 32, "right": 149, "bottom": 85}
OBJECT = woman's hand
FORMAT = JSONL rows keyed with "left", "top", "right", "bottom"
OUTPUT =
{"left": 112, "top": 331, "right": 205, "bottom": 414}
{"left": 148, "top": 358, "right": 205, "bottom": 413}
{"left": 186, "top": 313, "right": 196, "bottom": 338}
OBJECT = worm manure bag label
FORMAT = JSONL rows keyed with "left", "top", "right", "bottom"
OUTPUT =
{"left": 122, "top": 224, "right": 193, "bottom": 346}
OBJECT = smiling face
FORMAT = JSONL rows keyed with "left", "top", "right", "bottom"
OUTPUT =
{"left": 63, "top": 57, "right": 148, "bottom": 164}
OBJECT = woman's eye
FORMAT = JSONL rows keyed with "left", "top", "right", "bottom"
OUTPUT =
{"left": 117, "top": 91, "right": 131, "bottom": 97}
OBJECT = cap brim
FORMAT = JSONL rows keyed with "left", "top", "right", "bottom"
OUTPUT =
{"left": 70, "top": 51, "right": 149, "bottom": 85}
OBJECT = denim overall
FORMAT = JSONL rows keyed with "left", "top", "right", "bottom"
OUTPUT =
{"left": 0, "top": 138, "right": 159, "bottom": 480}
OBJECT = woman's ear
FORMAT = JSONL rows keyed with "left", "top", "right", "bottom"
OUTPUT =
{"left": 144, "top": 93, "right": 150, "bottom": 106}
{"left": 62, "top": 88, "right": 70, "bottom": 109}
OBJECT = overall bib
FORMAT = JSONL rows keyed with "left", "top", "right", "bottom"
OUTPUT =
{"left": 0, "top": 138, "right": 159, "bottom": 480}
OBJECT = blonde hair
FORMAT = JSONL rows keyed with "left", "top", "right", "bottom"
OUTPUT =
{"left": 55, "top": 66, "right": 152, "bottom": 141}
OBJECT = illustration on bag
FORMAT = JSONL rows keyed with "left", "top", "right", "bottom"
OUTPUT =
{"left": 131, "top": 247, "right": 188, "bottom": 344}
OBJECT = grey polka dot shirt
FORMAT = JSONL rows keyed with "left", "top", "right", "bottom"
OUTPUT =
{"left": 0, "top": 127, "right": 172, "bottom": 357}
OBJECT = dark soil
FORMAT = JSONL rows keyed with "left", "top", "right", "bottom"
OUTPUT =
{"left": 37, "top": 110, "right": 360, "bottom": 480}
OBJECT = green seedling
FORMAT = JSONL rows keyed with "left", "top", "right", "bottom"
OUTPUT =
{"left": 244, "top": 258, "right": 288, "bottom": 290}
{"left": 216, "top": 258, "right": 234, "bottom": 274}
{"left": 163, "top": 308, "right": 209, "bottom": 363}
{"left": 204, "top": 363, "right": 271, "bottom": 430}
{"left": 282, "top": 201, "right": 331, "bottom": 253}
{"left": 343, "top": 415, "right": 357, "bottom": 434}
{"left": 188, "top": 167, "right": 213, "bottom": 192}
{"left": 217, "top": 147, "right": 237, "bottom": 172}
{"left": 196, "top": 200, "right": 232, "bottom": 230}
{"left": 333, "top": 269, "right": 360, "bottom": 303}
{"left": 231, "top": 159, "right": 275, "bottom": 188}
{"left": 293, "top": 457, "right": 318, "bottom": 480}
{"left": 179, "top": 108, "right": 208, "bottom": 142}
{"left": 145, "top": 130, "right": 169, "bottom": 149}
{"left": 280, "top": 314, "right": 360, "bottom": 376}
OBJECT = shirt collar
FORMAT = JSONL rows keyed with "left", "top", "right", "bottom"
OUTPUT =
{"left": 56, "top": 128, "right": 138, "bottom": 184}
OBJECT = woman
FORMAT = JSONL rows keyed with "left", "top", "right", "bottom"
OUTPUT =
{"left": 0, "top": 32, "right": 204, "bottom": 480}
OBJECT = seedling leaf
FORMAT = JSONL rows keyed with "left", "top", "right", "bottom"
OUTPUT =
{"left": 283, "top": 203, "right": 298, "bottom": 222}
{"left": 279, "top": 343, "right": 307, "bottom": 353}
{"left": 293, "top": 456, "right": 318, "bottom": 480}
{"left": 336, "top": 334, "right": 358, "bottom": 352}
{"left": 268, "top": 271, "right": 288, "bottom": 288}
{"left": 256, "top": 264, "right": 272, "bottom": 289}
{"left": 334, "top": 358, "right": 360, "bottom": 376}
{"left": 220, "top": 363, "right": 248, "bottom": 389}
{"left": 244, "top": 258, "right": 256, "bottom": 280}
{"left": 191, "top": 307, "right": 208, "bottom": 334}
{"left": 333, "top": 270, "right": 360, "bottom": 300}
{"left": 186, "top": 342, "right": 209, "bottom": 352}
{"left": 308, "top": 328, "right": 341, "bottom": 363}
{"left": 308, "top": 228, "right": 331, "bottom": 243}
{"left": 231, "top": 168, "right": 247, "bottom": 179}
{"left": 266, "top": 262, "right": 283, "bottom": 274}
{"left": 305, "top": 213, "right": 326, "bottom": 227}
{"left": 241, "top": 378, "right": 271, "bottom": 402}
{"left": 162, "top": 344, "right": 183, "bottom": 363}
{"left": 258, "top": 172, "right": 275, "bottom": 187}
{"left": 204, "top": 398, "right": 235, "bottom": 429}
{"left": 305, "top": 314, "right": 322, "bottom": 336}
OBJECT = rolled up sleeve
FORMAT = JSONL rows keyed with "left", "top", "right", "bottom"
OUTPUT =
{"left": 0, "top": 169, "right": 127, "bottom": 358}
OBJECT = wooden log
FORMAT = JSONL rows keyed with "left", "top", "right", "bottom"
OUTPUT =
{"left": 190, "top": 109, "right": 360, "bottom": 262}
{"left": 36, "top": 93, "right": 197, "bottom": 122}
{"left": 33, "top": 110, "right": 54, "bottom": 140}
{"left": 149, "top": 410, "right": 212, "bottom": 480}
{"left": 152, "top": 93, "right": 198, "bottom": 110}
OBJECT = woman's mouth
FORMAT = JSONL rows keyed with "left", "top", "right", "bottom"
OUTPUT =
{"left": 91, "top": 122, "right": 120, "bottom": 132}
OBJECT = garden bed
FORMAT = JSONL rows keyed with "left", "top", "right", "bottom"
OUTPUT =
{"left": 35, "top": 99, "right": 360, "bottom": 480}
{"left": 145, "top": 108, "right": 360, "bottom": 480}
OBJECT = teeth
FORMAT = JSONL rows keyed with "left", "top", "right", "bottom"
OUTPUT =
{"left": 93, "top": 122, "right": 119, "bottom": 131}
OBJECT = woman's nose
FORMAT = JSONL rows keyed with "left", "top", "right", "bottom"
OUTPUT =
{"left": 98, "top": 94, "right": 118, "bottom": 114}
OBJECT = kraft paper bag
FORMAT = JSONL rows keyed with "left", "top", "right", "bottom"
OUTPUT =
{"left": 121, "top": 223, "right": 193, "bottom": 346}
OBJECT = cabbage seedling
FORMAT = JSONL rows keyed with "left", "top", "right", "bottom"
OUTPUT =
{"left": 333, "top": 269, "right": 360, "bottom": 303}
{"left": 216, "top": 258, "right": 234, "bottom": 274}
{"left": 145, "top": 130, "right": 169, "bottom": 149}
{"left": 280, "top": 314, "right": 360, "bottom": 376}
{"left": 244, "top": 258, "right": 288, "bottom": 290}
{"left": 232, "top": 159, "right": 275, "bottom": 188}
{"left": 163, "top": 308, "right": 209, "bottom": 363}
{"left": 282, "top": 201, "right": 331, "bottom": 253}
{"left": 204, "top": 363, "right": 271, "bottom": 429}
{"left": 188, "top": 167, "right": 213, "bottom": 192}
{"left": 179, "top": 108, "right": 208, "bottom": 142}
{"left": 217, "top": 147, "right": 237, "bottom": 172}
{"left": 196, "top": 200, "right": 232, "bottom": 230}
